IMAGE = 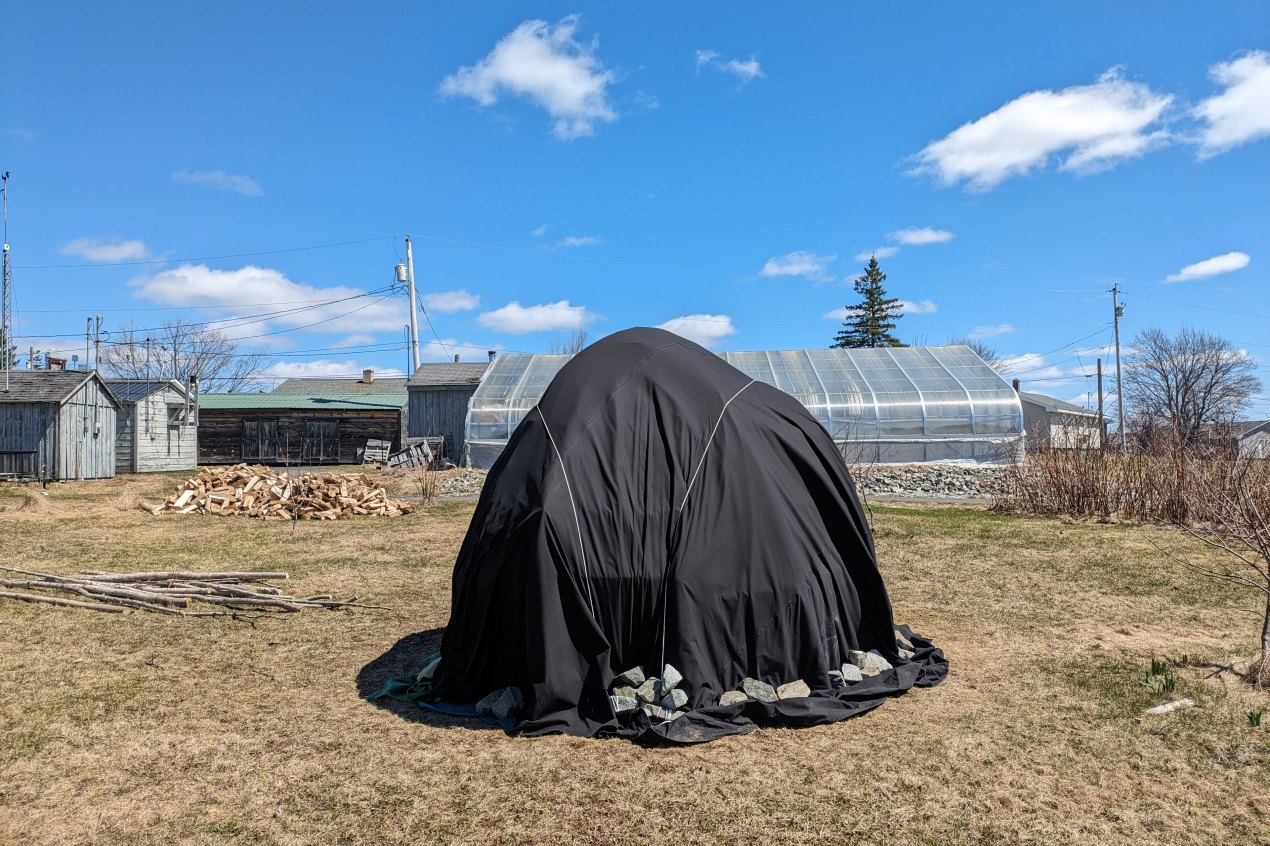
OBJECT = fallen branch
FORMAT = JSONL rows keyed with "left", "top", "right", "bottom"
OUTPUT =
{"left": 0, "top": 590, "right": 125, "bottom": 613}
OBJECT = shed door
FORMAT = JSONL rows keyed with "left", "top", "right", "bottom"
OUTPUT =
{"left": 303, "top": 419, "right": 339, "bottom": 463}
{"left": 242, "top": 420, "right": 279, "bottom": 461}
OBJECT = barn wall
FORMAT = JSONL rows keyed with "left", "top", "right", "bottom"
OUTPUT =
{"left": 407, "top": 387, "right": 474, "bottom": 462}
{"left": 0, "top": 403, "right": 56, "bottom": 477}
{"left": 55, "top": 379, "right": 117, "bottom": 480}
{"left": 198, "top": 408, "right": 403, "bottom": 466}
{"left": 130, "top": 387, "right": 197, "bottom": 472}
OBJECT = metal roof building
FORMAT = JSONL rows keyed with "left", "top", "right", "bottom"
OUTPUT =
{"left": 465, "top": 345, "right": 1023, "bottom": 467}
{"left": 104, "top": 379, "right": 198, "bottom": 473}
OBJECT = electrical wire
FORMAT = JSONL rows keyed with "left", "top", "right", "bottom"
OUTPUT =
{"left": 13, "top": 235, "right": 397, "bottom": 270}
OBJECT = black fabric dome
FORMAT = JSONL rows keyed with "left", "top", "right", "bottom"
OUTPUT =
{"left": 428, "top": 327, "right": 946, "bottom": 743}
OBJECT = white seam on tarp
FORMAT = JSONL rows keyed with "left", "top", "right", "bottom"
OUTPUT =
{"left": 537, "top": 406, "right": 596, "bottom": 617}
{"left": 662, "top": 379, "right": 757, "bottom": 667}
{"left": 679, "top": 380, "right": 755, "bottom": 513}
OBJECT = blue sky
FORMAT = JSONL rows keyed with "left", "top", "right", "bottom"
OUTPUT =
{"left": 2, "top": 2, "right": 1267, "bottom": 418}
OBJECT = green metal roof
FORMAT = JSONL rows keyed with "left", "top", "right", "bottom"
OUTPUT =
{"left": 198, "top": 393, "right": 407, "bottom": 411}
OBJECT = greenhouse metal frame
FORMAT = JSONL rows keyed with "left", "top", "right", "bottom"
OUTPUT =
{"left": 465, "top": 345, "right": 1023, "bottom": 467}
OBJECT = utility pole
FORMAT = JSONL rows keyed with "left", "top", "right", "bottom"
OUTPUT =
{"left": 1111, "top": 284, "right": 1126, "bottom": 452}
{"left": 404, "top": 236, "right": 421, "bottom": 372}
{"left": 2, "top": 171, "right": 12, "bottom": 391}
{"left": 1096, "top": 358, "right": 1105, "bottom": 450}
{"left": 403, "top": 324, "right": 411, "bottom": 374}
{"left": 93, "top": 315, "right": 103, "bottom": 370}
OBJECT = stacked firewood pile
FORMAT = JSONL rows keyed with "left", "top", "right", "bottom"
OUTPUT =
{"left": 0, "top": 566, "right": 378, "bottom": 616}
{"left": 142, "top": 464, "right": 415, "bottom": 520}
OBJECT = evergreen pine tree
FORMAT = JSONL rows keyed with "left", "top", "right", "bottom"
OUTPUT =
{"left": 832, "top": 256, "right": 906, "bottom": 348}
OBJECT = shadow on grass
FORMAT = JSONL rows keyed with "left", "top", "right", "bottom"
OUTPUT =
{"left": 355, "top": 627, "right": 499, "bottom": 732}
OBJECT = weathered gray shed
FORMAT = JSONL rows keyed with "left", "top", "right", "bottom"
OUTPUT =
{"left": 407, "top": 362, "right": 488, "bottom": 464}
{"left": 105, "top": 379, "right": 198, "bottom": 474}
{"left": 0, "top": 370, "right": 119, "bottom": 480}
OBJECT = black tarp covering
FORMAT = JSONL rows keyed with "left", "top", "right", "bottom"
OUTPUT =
{"left": 427, "top": 328, "right": 946, "bottom": 743}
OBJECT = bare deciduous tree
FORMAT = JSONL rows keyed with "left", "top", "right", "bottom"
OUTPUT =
{"left": 99, "top": 320, "right": 273, "bottom": 393}
{"left": 1124, "top": 327, "right": 1261, "bottom": 445}
{"left": 547, "top": 327, "right": 589, "bottom": 355}
{"left": 949, "top": 336, "right": 1006, "bottom": 374}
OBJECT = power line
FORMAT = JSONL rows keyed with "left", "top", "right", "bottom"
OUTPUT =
{"left": 13, "top": 235, "right": 397, "bottom": 270}
{"left": 1121, "top": 289, "right": 1270, "bottom": 321}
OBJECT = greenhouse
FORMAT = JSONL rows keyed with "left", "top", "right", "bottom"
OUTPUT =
{"left": 464, "top": 344, "right": 1023, "bottom": 467}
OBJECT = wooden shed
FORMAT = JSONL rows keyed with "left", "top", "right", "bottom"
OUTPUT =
{"left": 197, "top": 392, "right": 407, "bottom": 466}
{"left": 0, "top": 370, "right": 119, "bottom": 480}
{"left": 407, "top": 362, "right": 488, "bottom": 464}
{"left": 105, "top": 379, "right": 198, "bottom": 474}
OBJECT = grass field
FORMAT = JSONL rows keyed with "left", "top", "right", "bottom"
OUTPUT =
{"left": 1, "top": 472, "right": 1267, "bottom": 845}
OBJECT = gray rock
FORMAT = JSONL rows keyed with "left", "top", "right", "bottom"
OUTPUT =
{"left": 612, "top": 685, "right": 639, "bottom": 700}
{"left": 897, "top": 647, "right": 915, "bottom": 661}
{"left": 490, "top": 687, "right": 523, "bottom": 720}
{"left": 777, "top": 680, "right": 811, "bottom": 699}
{"left": 894, "top": 631, "right": 914, "bottom": 652}
{"left": 415, "top": 655, "right": 441, "bottom": 682}
{"left": 612, "top": 666, "right": 645, "bottom": 688}
{"left": 642, "top": 703, "right": 681, "bottom": 722}
{"left": 847, "top": 650, "right": 868, "bottom": 669}
{"left": 719, "top": 690, "right": 749, "bottom": 706}
{"left": 636, "top": 677, "right": 660, "bottom": 703}
{"left": 840, "top": 663, "right": 863, "bottom": 683}
{"left": 866, "top": 649, "right": 894, "bottom": 674}
{"left": 475, "top": 687, "right": 523, "bottom": 720}
{"left": 657, "top": 663, "right": 683, "bottom": 696}
{"left": 660, "top": 689, "right": 688, "bottom": 711}
{"left": 741, "top": 677, "right": 778, "bottom": 703}
{"left": 610, "top": 694, "right": 639, "bottom": 713}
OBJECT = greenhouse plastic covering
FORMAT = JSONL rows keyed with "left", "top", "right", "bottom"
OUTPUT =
{"left": 465, "top": 345, "right": 1023, "bottom": 467}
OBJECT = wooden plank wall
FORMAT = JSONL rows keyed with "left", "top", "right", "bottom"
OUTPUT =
{"left": 55, "top": 379, "right": 118, "bottom": 479}
{"left": 407, "top": 387, "right": 475, "bottom": 463}
{"left": 0, "top": 403, "right": 56, "bottom": 477}
{"left": 132, "top": 387, "right": 197, "bottom": 472}
{"left": 197, "top": 408, "right": 403, "bottom": 466}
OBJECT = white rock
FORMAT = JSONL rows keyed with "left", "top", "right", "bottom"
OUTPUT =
{"left": 719, "top": 690, "right": 748, "bottom": 706}
{"left": 777, "top": 680, "right": 811, "bottom": 699}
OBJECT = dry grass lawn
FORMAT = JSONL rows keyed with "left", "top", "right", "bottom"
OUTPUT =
{"left": 1, "top": 472, "right": 1267, "bottom": 845}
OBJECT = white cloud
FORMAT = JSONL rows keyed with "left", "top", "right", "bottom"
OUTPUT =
{"left": 130, "top": 264, "right": 407, "bottom": 337}
{"left": 477, "top": 300, "right": 596, "bottom": 334}
{"left": 266, "top": 360, "right": 404, "bottom": 380}
{"left": 558, "top": 235, "right": 603, "bottom": 248}
{"left": 2, "top": 128, "right": 35, "bottom": 142}
{"left": 331, "top": 334, "right": 378, "bottom": 349}
{"left": 532, "top": 224, "right": 549, "bottom": 237}
{"left": 853, "top": 246, "right": 900, "bottom": 262}
{"left": 1163, "top": 251, "right": 1250, "bottom": 283}
{"left": 912, "top": 69, "right": 1172, "bottom": 190}
{"left": 890, "top": 227, "right": 954, "bottom": 246}
{"left": 1195, "top": 51, "right": 1270, "bottom": 157}
{"left": 760, "top": 250, "right": 836, "bottom": 282}
{"left": 439, "top": 15, "right": 616, "bottom": 140}
{"left": 657, "top": 314, "right": 737, "bottom": 347}
{"left": 60, "top": 237, "right": 149, "bottom": 262}
{"left": 696, "top": 50, "right": 764, "bottom": 84}
{"left": 172, "top": 169, "right": 263, "bottom": 197}
{"left": 898, "top": 299, "right": 939, "bottom": 315}
{"left": 422, "top": 289, "right": 480, "bottom": 313}
{"left": 823, "top": 307, "right": 856, "bottom": 321}
{"left": 969, "top": 323, "right": 1015, "bottom": 338}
